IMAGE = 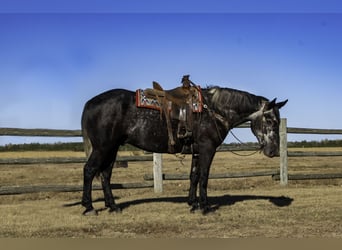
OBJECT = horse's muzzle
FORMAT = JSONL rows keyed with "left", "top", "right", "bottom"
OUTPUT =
{"left": 263, "top": 146, "right": 279, "bottom": 158}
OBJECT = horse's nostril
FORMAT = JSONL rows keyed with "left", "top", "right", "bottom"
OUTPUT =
{"left": 264, "top": 147, "right": 277, "bottom": 158}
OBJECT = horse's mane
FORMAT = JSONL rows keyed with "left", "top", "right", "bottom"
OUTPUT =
{"left": 205, "top": 86, "right": 268, "bottom": 114}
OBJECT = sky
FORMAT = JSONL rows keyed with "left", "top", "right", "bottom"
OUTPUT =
{"left": 0, "top": 1, "right": 342, "bottom": 145}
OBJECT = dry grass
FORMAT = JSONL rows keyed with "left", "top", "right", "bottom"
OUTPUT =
{"left": 0, "top": 149, "right": 341, "bottom": 238}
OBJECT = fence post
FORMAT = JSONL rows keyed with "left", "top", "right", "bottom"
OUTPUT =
{"left": 279, "top": 118, "right": 288, "bottom": 186}
{"left": 153, "top": 153, "right": 163, "bottom": 193}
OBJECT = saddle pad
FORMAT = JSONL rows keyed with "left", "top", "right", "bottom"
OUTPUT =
{"left": 136, "top": 87, "right": 203, "bottom": 112}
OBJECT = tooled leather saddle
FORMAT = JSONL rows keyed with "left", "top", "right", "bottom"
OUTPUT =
{"left": 136, "top": 75, "right": 203, "bottom": 153}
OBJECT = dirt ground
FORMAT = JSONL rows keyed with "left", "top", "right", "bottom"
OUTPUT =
{"left": 0, "top": 149, "right": 341, "bottom": 238}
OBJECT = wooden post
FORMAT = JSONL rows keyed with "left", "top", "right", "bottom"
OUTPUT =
{"left": 279, "top": 118, "right": 288, "bottom": 186}
{"left": 153, "top": 153, "right": 163, "bottom": 193}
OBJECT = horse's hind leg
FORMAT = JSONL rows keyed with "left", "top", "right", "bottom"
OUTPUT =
{"left": 100, "top": 162, "right": 121, "bottom": 213}
{"left": 82, "top": 150, "right": 102, "bottom": 215}
{"left": 82, "top": 148, "right": 117, "bottom": 215}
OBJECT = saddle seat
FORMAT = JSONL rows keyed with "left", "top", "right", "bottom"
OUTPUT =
{"left": 144, "top": 81, "right": 194, "bottom": 107}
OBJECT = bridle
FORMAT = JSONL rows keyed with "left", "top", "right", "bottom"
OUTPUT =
{"left": 187, "top": 80, "right": 273, "bottom": 156}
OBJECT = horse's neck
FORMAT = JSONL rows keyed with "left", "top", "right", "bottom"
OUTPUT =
{"left": 205, "top": 88, "right": 264, "bottom": 128}
{"left": 226, "top": 106, "right": 260, "bottom": 128}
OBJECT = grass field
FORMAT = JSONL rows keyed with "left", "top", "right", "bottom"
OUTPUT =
{"left": 0, "top": 149, "right": 341, "bottom": 238}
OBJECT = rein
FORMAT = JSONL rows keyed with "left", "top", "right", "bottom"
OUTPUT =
{"left": 228, "top": 130, "right": 261, "bottom": 156}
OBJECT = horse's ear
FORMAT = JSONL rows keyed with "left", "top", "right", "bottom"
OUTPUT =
{"left": 266, "top": 98, "right": 277, "bottom": 110}
{"left": 276, "top": 99, "right": 288, "bottom": 109}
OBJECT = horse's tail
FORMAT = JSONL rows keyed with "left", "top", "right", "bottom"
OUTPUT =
{"left": 81, "top": 105, "right": 93, "bottom": 160}
{"left": 82, "top": 129, "right": 92, "bottom": 160}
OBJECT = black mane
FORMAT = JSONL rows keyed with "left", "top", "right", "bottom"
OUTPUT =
{"left": 205, "top": 86, "right": 268, "bottom": 115}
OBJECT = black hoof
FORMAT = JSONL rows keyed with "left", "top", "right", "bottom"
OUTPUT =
{"left": 108, "top": 206, "right": 122, "bottom": 213}
{"left": 82, "top": 208, "right": 98, "bottom": 216}
{"left": 189, "top": 203, "right": 200, "bottom": 213}
{"left": 201, "top": 205, "right": 218, "bottom": 215}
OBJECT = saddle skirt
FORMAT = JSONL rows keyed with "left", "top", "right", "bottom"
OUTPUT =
{"left": 136, "top": 87, "right": 203, "bottom": 113}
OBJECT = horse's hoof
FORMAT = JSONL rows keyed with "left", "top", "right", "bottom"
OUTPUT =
{"left": 201, "top": 205, "right": 218, "bottom": 215}
{"left": 82, "top": 208, "right": 98, "bottom": 216}
{"left": 189, "top": 204, "right": 199, "bottom": 213}
{"left": 108, "top": 206, "right": 122, "bottom": 213}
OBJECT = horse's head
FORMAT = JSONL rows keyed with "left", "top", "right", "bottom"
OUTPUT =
{"left": 249, "top": 98, "right": 288, "bottom": 158}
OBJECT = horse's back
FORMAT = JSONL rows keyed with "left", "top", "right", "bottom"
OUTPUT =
{"left": 81, "top": 88, "right": 187, "bottom": 154}
{"left": 83, "top": 89, "right": 135, "bottom": 117}
{"left": 83, "top": 89, "right": 134, "bottom": 110}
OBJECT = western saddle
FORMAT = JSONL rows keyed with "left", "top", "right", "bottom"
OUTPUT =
{"left": 143, "top": 75, "right": 201, "bottom": 153}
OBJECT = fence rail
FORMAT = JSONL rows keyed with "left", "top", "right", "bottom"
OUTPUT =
{"left": 0, "top": 155, "right": 153, "bottom": 165}
{"left": 287, "top": 127, "right": 342, "bottom": 134}
{"left": 0, "top": 183, "right": 154, "bottom": 196}
{"left": 1, "top": 119, "right": 342, "bottom": 194}
{"left": 0, "top": 128, "right": 81, "bottom": 137}
{"left": 144, "top": 170, "right": 280, "bottom": 181}
{"left": 2, "top": 126, "right": 342, "bottom": 137}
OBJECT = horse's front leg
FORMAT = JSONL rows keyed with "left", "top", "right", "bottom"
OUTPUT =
{"left": 198, "top": 149, "right": 216, "bottom": 214}
{"left": 188, "top": 149, "right": 200, "bottom": 212}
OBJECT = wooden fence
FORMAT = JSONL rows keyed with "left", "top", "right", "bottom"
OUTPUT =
{"left": 278, "top": 119, "right": 342, "bottom": 185}
{"left": 1, "top": 118, "right": 342, "bottom": 194}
